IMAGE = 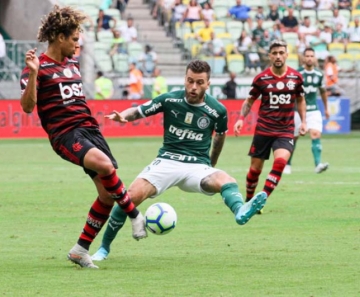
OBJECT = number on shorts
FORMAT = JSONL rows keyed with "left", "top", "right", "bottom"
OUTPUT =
{"left": 152, "top": 159, "right": 161, "bottom": 166}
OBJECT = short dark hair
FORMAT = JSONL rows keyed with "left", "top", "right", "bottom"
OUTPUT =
{"left": 269, "top": 39, "right": 287, "bottom": 52}
{"left": 186, "top": 60, "right": 211, "bottom": 79}
{"left": 303, "top": 47, "right": 315, "bottom": 55}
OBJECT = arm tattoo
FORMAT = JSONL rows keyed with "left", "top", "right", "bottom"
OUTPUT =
{"left": 122, "top": 107, "right": 143, "bottom": 122}
{"left": 240, "top": 98, "right": 254, "bottom": 118}
{"left": 210, "top": 134, "right": 226, "bottom": 167}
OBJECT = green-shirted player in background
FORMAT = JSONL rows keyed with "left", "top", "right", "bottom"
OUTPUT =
{"left": 284, "top": 48, "right": 330, "bottom": 174}
{"left": 91, "top": 60, "right": 267, "bottom": 261}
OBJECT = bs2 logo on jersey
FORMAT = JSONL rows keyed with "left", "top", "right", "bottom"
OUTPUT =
{"left": 59, "top": 82, "right": 83, "bottom": 102}
{"left": 269, "top": 92, "right": 291, "bottom": 108}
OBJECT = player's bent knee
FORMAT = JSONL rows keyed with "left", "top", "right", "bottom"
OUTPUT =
{"left": 208, "top": 171, "right": 237, "bottom": 185}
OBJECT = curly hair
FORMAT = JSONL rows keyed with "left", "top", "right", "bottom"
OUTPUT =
{"left": 186, "top": 60, "right": 211, "bottom": 79}
{"left": 37, "top": 5, "right": 87, "bottom": 43}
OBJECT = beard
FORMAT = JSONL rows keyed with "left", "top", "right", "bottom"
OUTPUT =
{"left": 185, "top": 89, "right": 206, "bottom": 104}
{"left": 273, "top": 61, "right": 284, "bottom": 69}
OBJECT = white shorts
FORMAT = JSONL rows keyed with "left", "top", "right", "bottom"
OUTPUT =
{"left": 294, "top": 110, "right": 323, "bottom": 136}
{"left": 136, "top": 158, "right": 222, "bottom": 197}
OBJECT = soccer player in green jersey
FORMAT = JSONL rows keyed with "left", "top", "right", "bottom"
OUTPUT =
{"left": 91, "top": 60, "right": 267, "bottom": 261}
{"left": 284, "top": 47, "right": 330, "bottom": 174}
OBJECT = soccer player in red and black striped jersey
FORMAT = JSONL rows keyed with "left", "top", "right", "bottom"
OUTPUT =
{"left": 20, "top": 5, "right": 146, "bottom": 269}
{"left": 234, "top": 40, "right": 307, "bottom": 209}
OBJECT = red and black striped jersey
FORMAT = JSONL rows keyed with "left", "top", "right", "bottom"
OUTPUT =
{"left": 20, "top": 53, "right": 99, "bottom": 143}
{"left": 249, "top": 66, "right": 304, "bottom": 138}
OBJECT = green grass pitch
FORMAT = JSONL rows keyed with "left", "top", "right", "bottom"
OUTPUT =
{"left": 0, "top": 133, "right": 359, "bottom": 297}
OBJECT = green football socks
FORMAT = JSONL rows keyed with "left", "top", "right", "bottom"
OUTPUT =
{"left": 220, "top": 183, "right": 244, "bottom": 214}
{"left": 101, "top": 204, "right": 127, "bottom": 252}
{"left": 311, "top": 138, "right": 322, "bottom": 166}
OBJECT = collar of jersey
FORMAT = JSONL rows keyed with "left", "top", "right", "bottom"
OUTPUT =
{"left": 184, "top": 96, "right": 206, "bottom": 107}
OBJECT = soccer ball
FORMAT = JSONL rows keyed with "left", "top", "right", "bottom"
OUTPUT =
{"left": 145, "top": 202, "right": 177, "bottom": 235}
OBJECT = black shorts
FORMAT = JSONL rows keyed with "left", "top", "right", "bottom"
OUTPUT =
{"left": 52, "top": 128, "right": 118, "bottom": 179}
{"left": 248, "top": 134, "right": 294, "bottom": 160}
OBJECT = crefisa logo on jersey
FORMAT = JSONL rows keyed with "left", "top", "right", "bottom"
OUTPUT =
{"left": 197, "top": 116, "right": 210, "bottom": 129}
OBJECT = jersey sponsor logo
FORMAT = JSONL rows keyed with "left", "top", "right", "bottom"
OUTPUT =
{"left": 63, "top": 68, "right": 73, "bottom": 78}
{"left": 286, "top": 80, "right": 296, "bottom": 90}
{"left": 40, "top": 62, "right": 55, "bottom": 67}
{"left": 171, "top": 110, "right": 179, "bottom": 118}
{"left": 204, "top": 105, "right": 220, "bottom": 118}
{"left": 160, "top": 151, "right": 198, "bottom": 162}
{"left": 59, "top": 82, "right": 84, "bottom": 101}
{"left": 165, "top": 98, "right": 183, "bottom": 102}
{"left": 197, "top": 116, "right": 210, "bottom": 129}
{"left": 269, "top": 92, "right": 291, "bottom": 107}
{"left": 260, "top": 75, "right": 273, "bottom": 80}
{"left": 144, "top": 102, "right": 162, "bottom": 114}
{"left": 185, "top": 112, "right": 193, "bottom": 124}
{"left": 303, "top": 85, "right": 318, "bottom": 94}
{"left": 169, "top": 125, "right": 204, "bottom": 141}
{"left": 286, "top": 75, "right": 298, "bottom": 79}
{"left": 52, "top": 73, "right": 59, "bottom": 79}
{"left": 267, "top": 84, "right": 273, "bottom": 88}
{"left": 276, "top": 81, "right": 285, "bottom": 90}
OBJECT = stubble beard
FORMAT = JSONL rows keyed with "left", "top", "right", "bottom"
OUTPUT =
{"left": 185, "top": 89, "right": 205, "bottom": 104}
{"left": 273, "top": 61, "right": 284, "bottom": 69}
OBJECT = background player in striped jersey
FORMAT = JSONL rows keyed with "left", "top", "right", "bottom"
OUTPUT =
{"left": 91, "top": 60, "right": 266, "bottom": 261}
{"left": 20, "top": 5, "right": 146, "bottom": 269}
{"left": 234, "top": 40, "right": 307, "bottom": 208}
{"left": 284, "top": 47, "right": 330, "bottom": 174}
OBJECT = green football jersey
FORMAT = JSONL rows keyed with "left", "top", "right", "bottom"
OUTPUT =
{"left": 138, "top": 90, "right": 228, "bottom": 165}
{"left": 298, "top": 67, "right": 325, "bottom": 111}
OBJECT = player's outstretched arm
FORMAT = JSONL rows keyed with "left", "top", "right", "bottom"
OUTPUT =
{"left": 210, "top": 133, "right": 226, "bottom": 167}
{"left": 296, "top": 95, "right": 307, "bottom": 136}
{"left": 105, "top": 107, "right": 142, "bottom": 123}
{"left": 234, "top": 97, "right": 255, "bottom": 137}
{"left": 21, "top": 48, "right": 39, "bottom": 113}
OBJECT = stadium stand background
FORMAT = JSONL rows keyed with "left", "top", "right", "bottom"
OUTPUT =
{"left": 0, "top": 0, "right": 360, "bottom": 125}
